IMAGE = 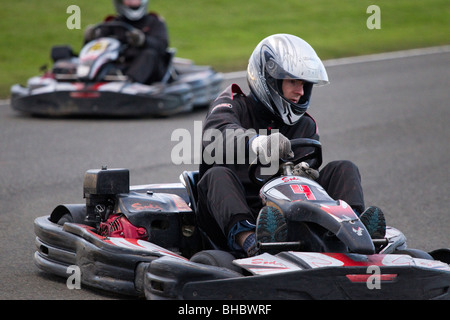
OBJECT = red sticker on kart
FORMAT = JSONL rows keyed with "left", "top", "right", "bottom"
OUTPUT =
{"left": 290, "top": 184, "right": 316, "bottom": 200}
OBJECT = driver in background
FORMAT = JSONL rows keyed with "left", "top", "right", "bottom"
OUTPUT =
{"left": 196, "top": 34, "right": 386, "bottom": 257}
{"left": 84, "top": 0, "right": 168, "bottom": 84}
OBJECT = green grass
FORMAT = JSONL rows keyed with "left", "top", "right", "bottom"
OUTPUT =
{"left": 1, "top": 0, "right": 448, "bottom": 98}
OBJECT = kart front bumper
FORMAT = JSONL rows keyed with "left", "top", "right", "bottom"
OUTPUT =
{"left": 11, "top": 85, "right": 194, "bottom": 117}
{"left": 34, "top": 215, "right": 450, "bottom": 300}
{"left": 34, "top": 215, "right": 174, "bottom": 297}
{"left": 146, "top": 255, "right": 450, "bottom": 300}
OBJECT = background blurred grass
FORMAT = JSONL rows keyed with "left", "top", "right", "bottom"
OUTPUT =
{"left": 1, "top": 0, "right": 448, "bottom": 98}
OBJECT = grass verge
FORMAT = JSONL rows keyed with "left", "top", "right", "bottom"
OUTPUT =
{"left": 1, "top": 0, "right": 448, "bottom": 98}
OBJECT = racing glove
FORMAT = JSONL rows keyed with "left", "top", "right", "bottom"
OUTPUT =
{"left": 126, "top": 29, "right": 146, "bottom": 47}
{"left": 83, "top": 25, "right": 110, "bottom": 42}
{"left": 251, "top": 132, "right": 294, "bottom": 163}
{"left": 292, "top": 162, "right": 319, "bottom": 180}
{"left": 83, "top": 25, "right": 99, "bottom": 42}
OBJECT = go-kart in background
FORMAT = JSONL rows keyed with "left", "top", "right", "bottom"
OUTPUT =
{"left": 1, "top": 0, "right": 448, "bottom": 98}
{"left": 0, "top": 1, "right": 448, "bottom": 300}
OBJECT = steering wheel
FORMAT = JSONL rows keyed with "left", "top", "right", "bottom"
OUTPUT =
{"left": 248, "top": 138, "right": 322, "bottom": 186}
{"left": 90, "top": 21, "right": 136, "bottom": 44}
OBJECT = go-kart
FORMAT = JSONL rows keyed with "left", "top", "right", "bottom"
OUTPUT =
{"left": 33, "top": 139, "right": 450, "bottom": 299}
{"left": 11, "top": 21, "right": 223, "bottom": 117}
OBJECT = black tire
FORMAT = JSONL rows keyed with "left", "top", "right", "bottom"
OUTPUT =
{"left": 50, "top": 204, "right": 87, "bottom": 225}
{"left": 429, "top": 248, "right": 450, "bottom": 264}
{"left": 394, "top": 248, "right": 434, "bottom": 260}
{"left": 56, "top": 213, "right": 73, "bottom": 226}
{"left": 190, "top": 250, "right": 244, "bottom": 274}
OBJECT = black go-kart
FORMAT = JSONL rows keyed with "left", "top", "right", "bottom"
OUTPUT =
{"left": 33, "top": 139, "right": 450, "bottom": 299}
{"left": 11, "top": 21, "right": 223, "bottom": 117}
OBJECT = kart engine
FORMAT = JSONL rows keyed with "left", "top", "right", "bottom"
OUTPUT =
{"left": 83, "top": 167, "right": 129, "bottom": 225}
{"left": 98, "top": 214, "right": 148, "bottom": 240}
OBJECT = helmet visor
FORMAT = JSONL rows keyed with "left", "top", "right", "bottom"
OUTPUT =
{"left": 264, "top": 54, "right": 328, "bottom": 86}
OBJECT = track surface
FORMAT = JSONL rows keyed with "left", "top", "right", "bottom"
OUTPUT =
{"left": 0, "top": 48, "right": 449, "bottom": 299}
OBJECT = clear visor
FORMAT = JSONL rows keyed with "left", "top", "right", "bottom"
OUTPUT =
{"left": 265, "top": 59, "right": 297, "bottom": 80}
{"left": 265, "top": 57, "right": 328, "bottom": 86}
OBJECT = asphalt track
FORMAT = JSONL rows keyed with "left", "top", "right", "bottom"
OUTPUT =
{"left": 0, "top": 47, "right": 449, "bottom": 300}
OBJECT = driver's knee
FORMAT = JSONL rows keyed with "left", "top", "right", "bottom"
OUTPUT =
{"left": 318, "top": 160, "right": 364, "bottom": 213}
{"left": 320, "top": 160, "right": 361, "bottom": 178}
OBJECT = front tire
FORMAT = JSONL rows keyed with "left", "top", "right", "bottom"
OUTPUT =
{"left": 394, "top": 248, "right": 434, "bottom": 260}
{"left": 56, "top": 213, "right": 73, "bottom": 226}
{"left": 190, "top": 250, "right": 244, "bottom": 274}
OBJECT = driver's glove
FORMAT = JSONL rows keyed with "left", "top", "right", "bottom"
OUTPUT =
{"left": 251, "top": 132, "right": 294, "bottom": 163}
{"left": 126, "top": 29, "right": 146, "bottom": 47}
{"left": 84, "top": 25, "right": 109, "bottom": 42}
{"left": 292, "top": 162, "right": 319, "bottom": 180}
{"left": 83, "top": 25, "right": 98, "bottom": 42}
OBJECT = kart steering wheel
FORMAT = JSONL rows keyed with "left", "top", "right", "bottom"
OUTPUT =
{"left": 248, "top": 138, "right": 322, "bottom": 186}
{"left": 90, "top": 21, "right": 136, "bottom": 44}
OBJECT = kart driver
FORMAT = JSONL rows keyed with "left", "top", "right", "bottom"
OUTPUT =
{"left": 84, "top": 0, "right": 168, "bottom": 84}
{"left": 196, "top": 34, "right": 386, "bottom": 256}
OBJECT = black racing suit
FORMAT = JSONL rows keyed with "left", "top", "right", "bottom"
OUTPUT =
{"left": 197, "top": 84, "right": 365, "bottom": 250}
{"left": 103, "top": 13, "right": 169, "bottom": 84}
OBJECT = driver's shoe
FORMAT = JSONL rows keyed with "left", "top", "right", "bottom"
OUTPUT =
{"left": 359, "top": 206, "right": 386, "bottom": 239}
{"left": 256, "top": 206, "right": 288, "bottom": 243}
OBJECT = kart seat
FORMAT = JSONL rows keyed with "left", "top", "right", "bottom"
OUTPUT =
{"left": 180, "top": 171, "right": 223, "bottom": 250}
{"left": 51, "top": 45, "right": 76, "bottom": 62}
{"left": 160, "top": 48, "right": 177, "bottom": 84}
{"left": 181, "top": 170, "right": 224, "bottom": 251}
{"left": 180, "top": 170, "right": 199, "bottom": 212}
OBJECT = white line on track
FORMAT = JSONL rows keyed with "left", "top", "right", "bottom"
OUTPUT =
{"left": 1, "top": 45, "right": 449, "bottom": 104}
{"left": 222, "top": 45, "right": 450, "bottom": 80}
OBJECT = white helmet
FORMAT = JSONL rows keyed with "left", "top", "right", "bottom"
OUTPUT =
{"left": 247, "top": 34, "right": 329, "bottom": 125}
{"left": 113, "top": 0, "right": 149, "bottom": 21}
